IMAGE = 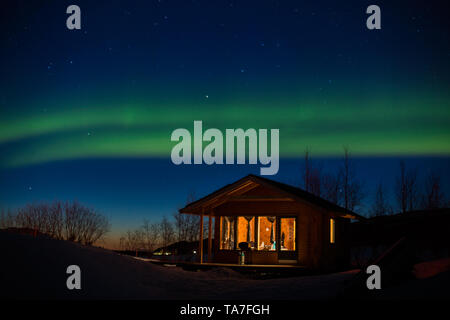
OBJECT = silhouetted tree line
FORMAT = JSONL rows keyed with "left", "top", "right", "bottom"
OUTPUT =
{"left": 0, "top": 201, "right": 110, "bottom": 245}
{"left": 119, "top": 216, "right": 177, "bottom": 254}
{"left": 302, "top": 147, "right": 448, "bottom": 217}
{"left": 119, "top": 192, "right": 210, "bottom": 254}
{"left": 303, "top": 146, "right": 365, "bottom": 212}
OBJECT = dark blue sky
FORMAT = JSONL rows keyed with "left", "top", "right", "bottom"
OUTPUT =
{"left": 1, "top": 156, "right": 449, "bottom": 231}
{"left": 0, "top": 1, "right": 449, "bottom": 247}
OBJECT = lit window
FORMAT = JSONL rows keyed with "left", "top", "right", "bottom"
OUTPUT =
{"left": 257, "top": 216, "right": 276, "bottom": 251}
{"left": 280, "top": 217, "right": 296, "bottom": 251}
{"left": 237, "top": 216, "right": 255, "bottom": 250}
{"left": 220, "top": 216, "right": 236, "bottom": 250}
{"left": 330, "top": 218, "right": 335, "bottom": 244}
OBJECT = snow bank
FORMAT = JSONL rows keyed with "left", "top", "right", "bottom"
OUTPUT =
{"left": 0, "top": 231, "right": 355, "bottom": 299}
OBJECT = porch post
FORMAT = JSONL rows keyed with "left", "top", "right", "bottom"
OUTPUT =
{"left": 208, "top": 211, "right": 213, "bottom": 262}
{"left": 199, "top": 208, "right": 204, "bottom": 264}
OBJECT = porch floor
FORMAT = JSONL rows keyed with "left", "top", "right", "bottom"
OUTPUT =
{"left": 144, "top": 258, "right": 310, "bottom": 276}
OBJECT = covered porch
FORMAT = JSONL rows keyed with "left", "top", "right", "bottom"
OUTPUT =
{"left": 147, "top": 258, "right": 308, "bottom": 276}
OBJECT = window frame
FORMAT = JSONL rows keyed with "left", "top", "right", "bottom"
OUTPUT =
{"left": 219, "top": 216, "right": 237, "bottom": 250}
{"left": 218, "top": 215, "right": 298, "bottom": 254}
{"left": 256, "top": 216, "right": 277, "bottom": 251}
{"left": 330, "top": 218, "right": 336, "bottom": 244}
{"left": 278, "top": 216, "right": 297, "bottom": 252}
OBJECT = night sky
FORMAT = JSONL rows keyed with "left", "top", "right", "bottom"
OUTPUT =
{"left": 1, "top": 1, "right": 449, "bottom": 248}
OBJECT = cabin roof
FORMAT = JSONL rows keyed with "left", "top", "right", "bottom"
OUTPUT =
{"left": 179, "top": 174, "right": 364, "bottom": 220}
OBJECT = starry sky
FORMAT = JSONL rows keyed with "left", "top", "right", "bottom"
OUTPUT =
{"left": 0, "top": 1, "right": 449, "bottom": 248}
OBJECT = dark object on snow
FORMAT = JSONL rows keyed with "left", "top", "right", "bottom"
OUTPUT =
{"left": 238, "top": 242, "right": 249, "bottom": 251}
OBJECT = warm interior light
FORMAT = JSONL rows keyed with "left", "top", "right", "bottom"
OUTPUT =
{"left": 237, "top": 216, "right": 255, "bottom": 249}
{"left": 220, "top": 216, "right": 236, "bottom": 250}
{"left": 280, "top": 217, "right": 296, "bottom": 251}
{"left": 219, "top": 216, "right": 296, "bottom": 251}
{"left": 330, "top": 218, "right": 335, "bottom": 244}
{"left": 257, "top": 216, "right": 276, "bottom": 251}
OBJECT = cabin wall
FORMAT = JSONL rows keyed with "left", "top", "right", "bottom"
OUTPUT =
{"left": 296, "top": 204, "right": 327, "bottom": 268}
{"left": 297, "top": 207, "right": 350, "bottom": 270}
{"left": 318, "top": 213, "right": 350, "bottom": 270}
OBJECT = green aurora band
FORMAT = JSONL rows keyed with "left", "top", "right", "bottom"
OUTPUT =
{"left": 1, "top": 93, "right": 449, "bottom": 168}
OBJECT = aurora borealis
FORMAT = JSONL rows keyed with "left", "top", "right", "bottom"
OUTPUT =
{"left": 1, "top": 1, "right": 449, "bottom": 247}
{"left": 1, "top": 93, "right": 449, "bottom": 167}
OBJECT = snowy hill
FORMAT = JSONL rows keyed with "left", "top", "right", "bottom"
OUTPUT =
{"left": 0, "top": 230, "right": 357, "bottom": 299}
{"left": 1, "top": 230, "right": 448, "bottom": 299}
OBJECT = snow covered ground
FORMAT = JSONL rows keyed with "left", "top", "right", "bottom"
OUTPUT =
{"left": 0, "top": 231, "right": 448, "bottom": 299}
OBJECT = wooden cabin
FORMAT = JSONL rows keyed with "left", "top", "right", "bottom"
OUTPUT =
{"left": 180, "top": 174, "right": 363, "bottom": 270}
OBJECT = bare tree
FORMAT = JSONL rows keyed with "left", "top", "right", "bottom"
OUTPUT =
{"left": 9, "top": 201, "right": 110, "bottom": 245}
{"left": 47, "top": 202, "right": 64, "bottom": 239}
{"left": 421, "top": 171, "right": 445, "bottom": 209}
{"left": 173, "top": 211, "right": 189, "bottom": 242}
{"left": 160, "top": 216, "right": 175, "bottom": 253}
{"left": 302, "top": 148, "right": 322, "bottom": 197}
{"left": 119, "top": 236, "right": 126, "bottom": 250}
{"left": 395, "top": 161, "right": 419, "bottom": 213}
{"left": 141, "top": 219, "right": 160, "bottom": 253}
{"left": 62, "top": 201, "right": 110, "bottom": 245}
{"left": 407, "top": 169, "right": 418, "bottom": 212}
{"left": 175, "top": 192, "right": 201, "bottom": 242}
{"left": 396, "top": 161, "right": 407, "bottom": 213}
{"left": 341, "top": 147, "right": 350, "bottom": 209}
{"left": 370, "top": 182, "right": 392, "bottom": 217}
{"left": 309, "top": 167, "right": 322, "bottom": 197}
{"left": 0, "top": 208, "right": 16, "bottom": 229}
{"left": 187, "top": 215, "right": 200, "bottom": 242}
{"left": 82, "top": 210, "right": 110, "bottom": 245}
{"left": 303, "top": 147, "right": 312, "bottom": 192}
{"left": 340, "top": 147, "right": 364, "bottom": 211}
{"left": 15, "top": 203, "right": 49, "bottom": 236}
{"left": 322, "top": 172, "right": 340, "bottom": 204}
{"left": 122, "top": 229, "right": 144, "bottom": 256}
{"left": 120, "top": 218, "right": 163, "bottom": 256}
